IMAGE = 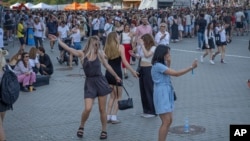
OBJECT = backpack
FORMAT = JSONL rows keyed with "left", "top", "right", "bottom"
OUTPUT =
{"left": 0, "top": 65, "right": 20, "bottom": 109}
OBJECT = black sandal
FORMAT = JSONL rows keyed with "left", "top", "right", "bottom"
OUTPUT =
{"left": 76, "top": 127, "right": 84, "bottom": 138}
{"left": 100, "top": 131, "right": 107, "bottom": 140}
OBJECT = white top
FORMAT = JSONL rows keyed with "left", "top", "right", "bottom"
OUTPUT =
{"left": 29, "top": 55, "right": 39, "bottom": 67}
{"left": 155, "top": 31, "right": 170, "bottom": 45}
{"left": 185, "top": 14, "right": 192, "bottom": 25}
{"left": 215, "top": 26, "right": 226, "bottom": 42}
{"left": 71, "top": 29, "right": 81, "bottom": 42}
{"left": 140, "top": 46, "right": 156, "bottom": 63}
{"left": 204, "top": 14, "right": 212, "bottom": 25}
{"left": 33, "top": 22, "right": 43, "bottom": 37}
{"left": 0, "top": 28, "right": 3, "bottom": 48}
{"left": 235, "top": 11, "right": 245, "bottom": 22}
{"left": 122, "top": 32, "right": 131, "bottom": 44}
{"left": 58, "top": 25, "right": 69, "bottom": 39}
{"left": 103, "top": 23, "right": 113, "bottom": 36}
{"left": 92, "top": 18, "right": 100, "bottom": 30}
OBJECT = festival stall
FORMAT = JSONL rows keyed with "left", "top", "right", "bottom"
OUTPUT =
{"left": 122, "top": 0, "right": 141, "bottom": 9}
{"left": 64, "top": 2, "right": 81, "bottom": 10}
{"left": 77, "top": 2, "right": 100, "bottom": 10}
{"left": 10, "top": 2, "right": 20, "bottom": 9}
{"left": 30, "top": 3, "right": 55, "bottom": 10}
{"left": 25, "top": 3, "right": 34, "bottom": 9}
{"left": 12, "top": 3, "right": 29, "bottom": 10}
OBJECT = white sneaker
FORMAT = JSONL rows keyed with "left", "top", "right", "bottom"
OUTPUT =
{"left": 210, "top": 60, "right": 215, "bottom": 65}
{"left": 200, "top": 56, "right": 204, "bottom": 63}
{"left": 141, "top": 114, "right": 156, "bottom": 118}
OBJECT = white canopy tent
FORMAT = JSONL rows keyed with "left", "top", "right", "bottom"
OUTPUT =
{"left": 25, "top": 3, "right": 34, "bottom": 9}
{"left": 138, "top": 0, "right": 157, "bottom": 9}
{"left": 10, "top": 2, "right": 20, "bottom": 9}
{"left": 30, "top": 3, "right": 55, "bottom": 10}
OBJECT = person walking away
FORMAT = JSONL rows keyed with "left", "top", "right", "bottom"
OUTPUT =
{"left": 196, "top": 13, "right": 207, "bottom": 50}
{"left": 235, "top": 9, "right": 245, "bottom": 36}
{"left": 46, "top": 14, "right": 58, "bottom": 52}
{"left": 17, "top": 18, "right": 26, "bottom": 50}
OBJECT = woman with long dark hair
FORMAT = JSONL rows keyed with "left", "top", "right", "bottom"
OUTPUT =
{"left": 151, "top": 45, "right": 198, "bottom": 141}
{"left": 200, "top": 22, "right": 215, "bottom": 64}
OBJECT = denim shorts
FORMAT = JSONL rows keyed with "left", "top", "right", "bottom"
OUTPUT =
{"left": 73, "top": 42, "right": 82, "bottom": 50}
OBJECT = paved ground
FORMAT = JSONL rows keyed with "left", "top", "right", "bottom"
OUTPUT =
{"left": 2, "top": 34, "right": 250, "bottom": 141}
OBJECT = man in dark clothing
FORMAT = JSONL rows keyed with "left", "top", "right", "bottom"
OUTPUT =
{"left": 38, "top": 47, "right": 53, "bottom": 76}
{"left": 46, "top": 15, "right": 58, "bottom": 52}
{"left": 196, "top": 13, "right": 207, "bottom": 50}
{"left": 223, "top": 12, "right": 232, "bottom": 43}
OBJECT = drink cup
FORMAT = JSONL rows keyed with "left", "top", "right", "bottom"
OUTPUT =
{"left": 29, "top": 86, "right": 33, "bottom": 92}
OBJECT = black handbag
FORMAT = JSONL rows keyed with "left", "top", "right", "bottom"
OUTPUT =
{"left": 118, "top": 84, "right": 133, "bottom": 110}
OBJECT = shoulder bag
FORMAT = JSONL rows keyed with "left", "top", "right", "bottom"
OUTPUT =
{"left": 117, "top": 84, "right": 133, "bottom": 110}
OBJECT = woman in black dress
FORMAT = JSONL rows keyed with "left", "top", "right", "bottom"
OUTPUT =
{"left": 49, "top": 34, "right": 121, "bottom": 140}
{"left": 171, "top": 15, "right": 179, "bottom": 43}
{"left": 104, "top": 32, "right": 138, "bottom": 124}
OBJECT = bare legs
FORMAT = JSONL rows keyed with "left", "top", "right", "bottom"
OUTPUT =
{"left": 107, "top": 85, "right": 122, "bottom": 122}
{"left": 213, "top": 45, "right": 226, "bottom": 62}
{"left": 158, "top": 112, "right": 172, "bottom": 141}
{"left": 0, "top": 112, "right": 6, "bottom": 141}
{"left": 79, "top": 95, "right": 107, "bottom": 131}
{"left": 201, "top": 49, "right": 214, "bottom": 64}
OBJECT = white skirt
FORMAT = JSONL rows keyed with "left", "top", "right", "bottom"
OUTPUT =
{"left": 178, "top": 25, "right": 184, "bottom": 31}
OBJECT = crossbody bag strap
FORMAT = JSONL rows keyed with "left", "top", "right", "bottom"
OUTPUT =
{"left": 116, "top": 82, "right": 130, "bottom": 98}
{"left": 122, "top": 83, "right": 130, "bottom": 98}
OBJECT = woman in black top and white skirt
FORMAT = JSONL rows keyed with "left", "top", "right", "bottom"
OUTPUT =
{"left": 200, "top": 22, "right": 215, "bottom": 64}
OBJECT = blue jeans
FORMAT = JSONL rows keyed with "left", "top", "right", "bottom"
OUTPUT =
{"left": 197, "top": 32, "right": 204, "bottom": 49}
{"left": 185, "top": 25, "right": 192, "bottom": 34}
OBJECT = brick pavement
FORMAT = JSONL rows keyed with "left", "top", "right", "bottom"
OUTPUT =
{"left": 2, "top": 35, "right": 250, "bottom": 141}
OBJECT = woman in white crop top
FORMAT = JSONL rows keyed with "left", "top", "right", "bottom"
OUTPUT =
{"left": 130, "top": 33, "right": 157, "bottom": 117}
{"left": 121, "top": 24, "right": 134, "bottom": 78}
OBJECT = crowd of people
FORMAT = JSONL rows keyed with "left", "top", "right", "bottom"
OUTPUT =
{"left": 0, "top": 4, "right": 249, "bottom": 141}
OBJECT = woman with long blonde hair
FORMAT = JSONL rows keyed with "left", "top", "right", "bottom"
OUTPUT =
{"left": 48, "top": 34, "right": 121, "bottom": 140}
{"left": 104, "top": 32, "right": 138, "bottom": 124}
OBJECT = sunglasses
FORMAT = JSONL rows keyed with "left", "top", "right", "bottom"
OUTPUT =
{"left": 25, "top": 56, "right": 29, "bottom": 58}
